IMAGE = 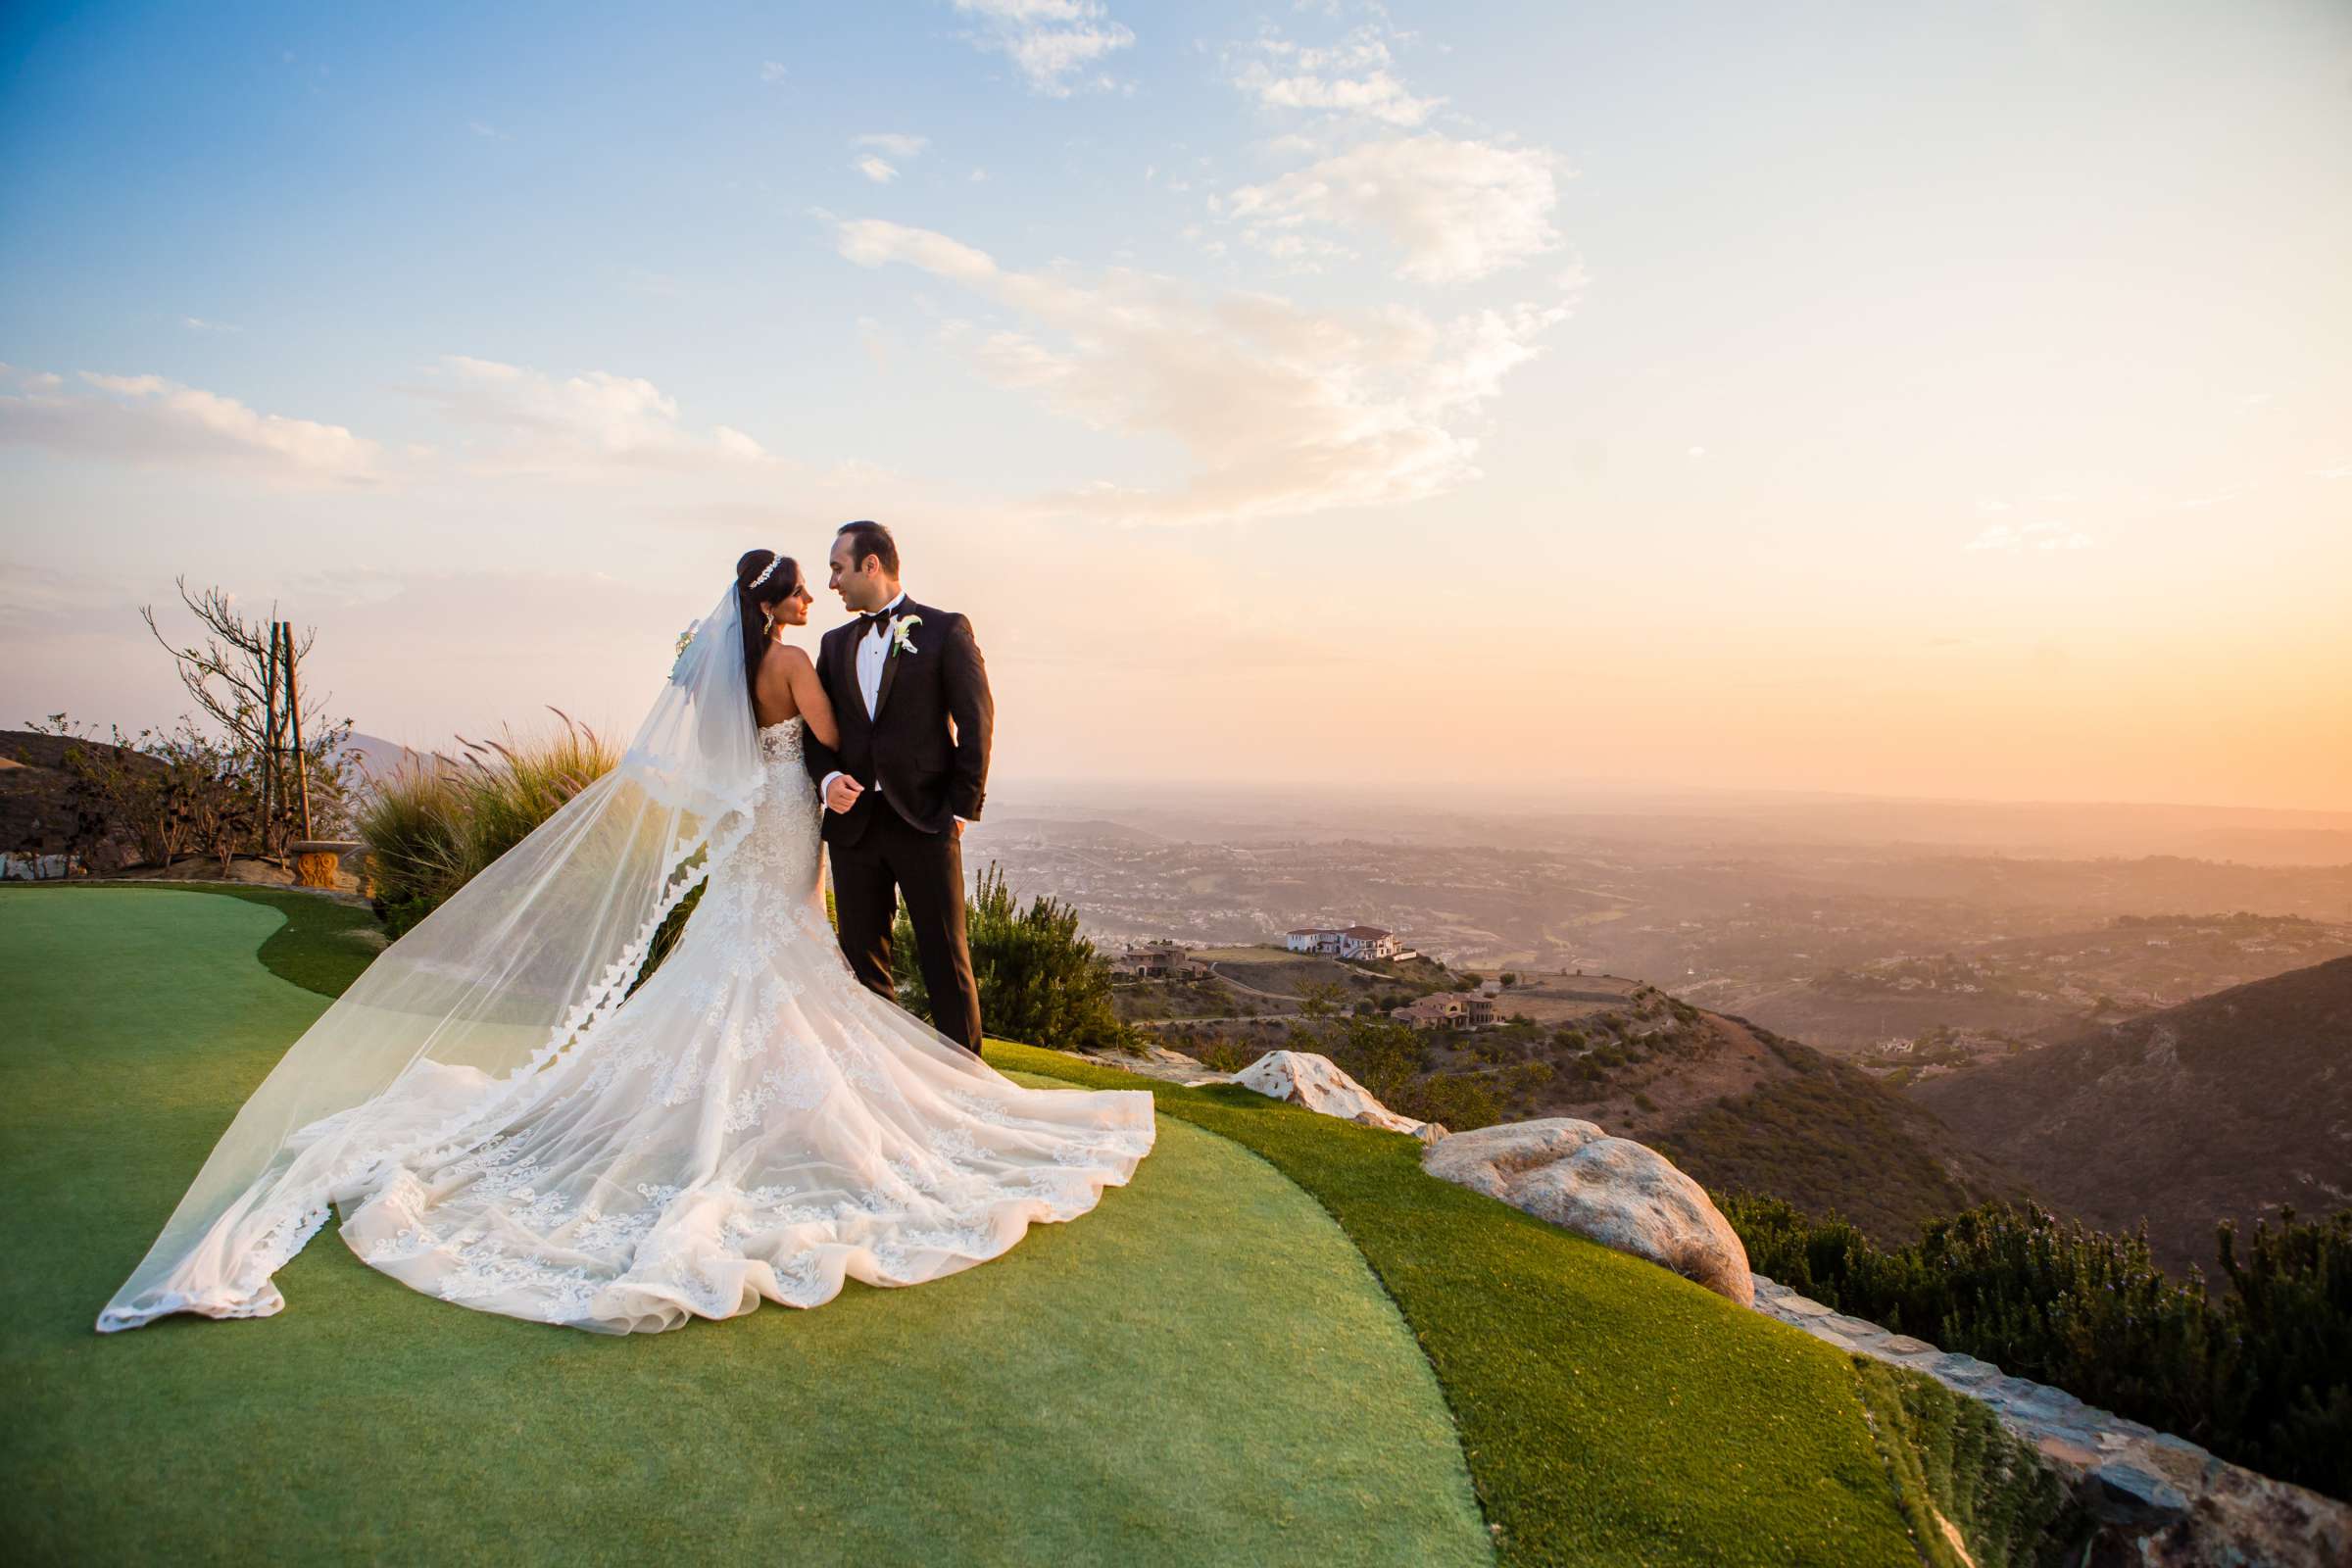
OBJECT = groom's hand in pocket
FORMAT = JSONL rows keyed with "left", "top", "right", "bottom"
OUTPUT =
{"left": 825, "top": 775, "right": 864, "bottom": 813}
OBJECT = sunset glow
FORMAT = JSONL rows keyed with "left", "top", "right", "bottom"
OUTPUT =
{"left": 4, "top": 1, "right": 2347, "bottom": 809}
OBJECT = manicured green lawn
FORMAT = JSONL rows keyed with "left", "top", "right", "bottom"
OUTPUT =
{"left": 4, "top": 884, "right": 2075, "bottom": 1568}
{"left": 0, "top": 889, "right": 1488, "bottom": 1567}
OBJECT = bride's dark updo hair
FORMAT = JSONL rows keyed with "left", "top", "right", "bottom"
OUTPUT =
{"left": 734, "top": 549, "right": 803, "bottom": 701}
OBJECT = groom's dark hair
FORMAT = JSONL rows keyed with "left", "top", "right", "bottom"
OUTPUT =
{"left": 837, "top": 519, "right": 899, "bottom": 577}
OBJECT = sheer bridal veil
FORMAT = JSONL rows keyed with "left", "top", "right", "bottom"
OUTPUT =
{"left": 98, "top": 583, "right": 765, "bottom": 1330}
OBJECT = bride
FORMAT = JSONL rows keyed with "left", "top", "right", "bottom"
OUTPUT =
{"left": 97, "top": 550, "right": 1156, "bottom": 1336}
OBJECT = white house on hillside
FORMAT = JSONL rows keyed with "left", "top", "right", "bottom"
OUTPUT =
{"left": 1286, "top": 925, "right": 1398, "bottom": 960}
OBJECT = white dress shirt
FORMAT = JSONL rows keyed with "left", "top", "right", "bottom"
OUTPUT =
{"left": 821, "top": 591, "right": 907, "bottom": 808}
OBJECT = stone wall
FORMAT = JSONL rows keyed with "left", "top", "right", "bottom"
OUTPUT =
{"left": 1753, "top": 1274, "right": 2348, "bottom": 1567}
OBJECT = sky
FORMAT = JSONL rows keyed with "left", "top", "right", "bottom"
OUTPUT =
{"left": 3, "top": 0, "right": 2348, "bottom": 811}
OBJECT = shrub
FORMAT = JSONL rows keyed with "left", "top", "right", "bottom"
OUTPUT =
{"left": 25, "top": 713, "right": 179, "bottom": 866}
{"left": 357, "top": 711, "right": 617, "bottom": 932}
{"left": 1298, "top": 1013, "right": 1504, "bottom": 1131}
{"left": 451, "top": 711, "right": 618, "bottom": 870}
{"left": 891, "top": 863, "right": 1133, "bottom": 1054}
{"left": 1196, "top": 1038, "right": 1253, "bottom": 1073}
{"left": 1719, "top": 1192, "right": 2352, "bottom": 1498}
{"left": 25, "top": 711, "right": 300, "bottom": 871}
{"left": 358, "top": 760, "right": 469, "bottom": 933}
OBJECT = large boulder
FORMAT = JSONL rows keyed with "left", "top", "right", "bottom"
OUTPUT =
{"left": 1422, "top": 1117, "right": 1753, "bottom": 1305}
{"left": 1228, "top": 1051, "right": 1434, "bottom": 1136}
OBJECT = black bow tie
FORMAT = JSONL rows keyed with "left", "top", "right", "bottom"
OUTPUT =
{"left": 858, "top": 609, "right": 897, "bottom": 638}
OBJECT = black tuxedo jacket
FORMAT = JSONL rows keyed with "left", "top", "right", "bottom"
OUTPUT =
{"left": 802, "top": 598, "right": 993, "bottom": 845}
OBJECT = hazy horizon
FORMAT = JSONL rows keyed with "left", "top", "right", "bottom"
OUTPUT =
{"left": 6, "top": 1, "right": 2348, "bottom": 812}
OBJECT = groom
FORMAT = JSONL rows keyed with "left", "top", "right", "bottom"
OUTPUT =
{"left": 804, "top": 520, "right": 994, "bottom": 1054}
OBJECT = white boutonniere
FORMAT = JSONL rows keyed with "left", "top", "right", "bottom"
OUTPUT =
{"left": 888, "top": 613, "right": 921, "bottom": 656}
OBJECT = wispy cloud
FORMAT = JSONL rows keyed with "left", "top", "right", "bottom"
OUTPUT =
{"left": 414, "top": 355, "right": 768, "bottom": 478}
{"left": 833, "top": 217, "right": 1577, "bottom": 525}
{"left": 1226, "top": 135, "right": 1566, "bottom": 284}
{"left": 1227, "top": 26, "right": 1442, "bottom": 128}
{"left": 855, "top": 155, "right": 900, "bottom": 184}
{"left": 855, "top": 131, "right": 929, "bottom": 160}
{"left": 0, "top": 368, "right": 385, "bottom": 487}
{"left": 953, "top": 0, "right": 1134, "bottom": 97}
{"left": 760, "top": 60, "right": 788, "bottom": 83}
{"left": 466, "top": 119, "right": 509, "bottom": 140}
{"left": 181, "top": 316, "right": 240, "bottom": 333}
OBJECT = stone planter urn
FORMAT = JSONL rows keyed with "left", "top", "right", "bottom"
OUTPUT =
{"left": 287, "top": 839, "right": 364, "bottom": 891}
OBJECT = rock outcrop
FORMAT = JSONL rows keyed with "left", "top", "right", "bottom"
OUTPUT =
{"left": 1421, "top": 1117, "right": 1754, "bottom": 1305}
{"left": 1226, "top": 1050, "right": 1436, "bottom": 1136}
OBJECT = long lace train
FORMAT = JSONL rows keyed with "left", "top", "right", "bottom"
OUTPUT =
{"left": 103, "top": 717, "right": 1156, "bottom": 1335}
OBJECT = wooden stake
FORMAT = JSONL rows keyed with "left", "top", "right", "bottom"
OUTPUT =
{"left": 284, "top": 620, "right": 313, "bottom": 840}
{"left": 261, "top": 620, "right": 281, "bottom": 853}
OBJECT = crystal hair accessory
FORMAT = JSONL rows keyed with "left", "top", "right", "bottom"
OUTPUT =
{"left": 748, "top": 554, "right": 786, "bottom": 590}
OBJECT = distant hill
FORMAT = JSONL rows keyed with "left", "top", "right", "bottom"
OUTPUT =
{"left": 1196, "top": 966, "right": 2031, "bottom": 1247}
{"left": 1910, "top": 956, "right": 2352, "bottom": 1274}
{"left": 1642, "top": 1014, "right": 2032, "bottom": 1247}
{"left": 1731, "top": 910, "right": 2352, "bottom": 1055}
{"left": 0, "top": 728, "right": 164, "bottom": 872}
{"left": 1464, "top": 988, "right": 2031, "bottom": 1247}
{"left": 343, "top": 731, "right": 436, "bottom": 780}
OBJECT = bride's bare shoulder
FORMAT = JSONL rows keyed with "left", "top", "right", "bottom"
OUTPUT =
{"left": 756, "top": 642, "right": 814, "bottom": 683}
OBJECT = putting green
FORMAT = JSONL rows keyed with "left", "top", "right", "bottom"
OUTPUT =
{"left": 0, "top": 889, "right": 1491, "bottom": 1566}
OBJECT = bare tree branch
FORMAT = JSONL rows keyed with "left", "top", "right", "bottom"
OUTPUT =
{"left": 136, "top": 576, "right": 359, "bottom": 852}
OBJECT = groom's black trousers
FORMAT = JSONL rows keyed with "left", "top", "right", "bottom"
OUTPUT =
{"left": 829, "top": 808, "right": 985, "bottom": 1054}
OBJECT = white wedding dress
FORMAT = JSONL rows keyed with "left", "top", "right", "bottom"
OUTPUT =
{"left": 101, "top": 715, "right": 1157, "bottom": 1336}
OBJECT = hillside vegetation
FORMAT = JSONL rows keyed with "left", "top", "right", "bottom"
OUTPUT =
{"left": 1911, "top": 956, "right": 2352, "bottom": 1274}
{"left": 1275, "top": 975, "right": 2027, "bottom": 1247}
{"left": 1725, "top": 1192, "right": 2352, "bottom": 1499}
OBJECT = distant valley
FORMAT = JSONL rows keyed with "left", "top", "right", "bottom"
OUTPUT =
{"left": 969, "top": 785, "right": 2352, "bottom": 1059}
{"left": 1025, "top": 782, "right": 2350, "bottom": 1259}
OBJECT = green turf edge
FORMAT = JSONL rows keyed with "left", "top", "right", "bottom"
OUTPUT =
{"left": 1850, "top": 1359, "right": 2090, "bottom": 1568}
{"left": 3, "top": 880, "right": 381, "bottom": 997}
{"left": 984, "top": 1042, "right": 1943, "bottom": 1568}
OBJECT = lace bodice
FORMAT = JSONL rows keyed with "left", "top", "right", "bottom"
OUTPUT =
{"left": 757, "top": 714, "right": 808, "bottom": 767}
{"left": 697, "top": 714, "right": 825, "bottom": 942}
